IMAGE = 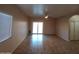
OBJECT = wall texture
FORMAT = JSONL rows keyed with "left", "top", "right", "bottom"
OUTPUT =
{"left": 0, "top": 5, "right": 29, "bottom": 53}
{"left": 56, "top": 17, "right": 69, "bottom": 41}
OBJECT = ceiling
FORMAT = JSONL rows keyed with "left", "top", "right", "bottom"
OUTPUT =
{"left": 17, "top": 4, "right": 79, "bottom": 18}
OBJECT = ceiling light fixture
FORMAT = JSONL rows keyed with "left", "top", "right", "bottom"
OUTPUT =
{"left": 45, "top": 8, "right": 48, "bottom": 19}
{"left": 45, "top": 15, "right": 48, "bottom": 19}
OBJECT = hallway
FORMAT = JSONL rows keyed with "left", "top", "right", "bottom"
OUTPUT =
{"left": 13, "top": 34, "right": 79, "bottom": 54}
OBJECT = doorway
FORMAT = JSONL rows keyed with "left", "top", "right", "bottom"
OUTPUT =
{"left": 32, "top": 22, "right": 43, "bottom": 34}
{"left": 69, "top": 15, "right": 79, "bottom": 40}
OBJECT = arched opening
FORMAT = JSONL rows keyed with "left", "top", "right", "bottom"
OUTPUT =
{"left": 69, "top": 15, "right": 79, "bottom": 40}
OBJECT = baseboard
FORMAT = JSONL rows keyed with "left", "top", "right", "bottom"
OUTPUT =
{"left": 56, "top": 34, "right": 69, "bottom": 41}
{"left": 11, "top": 36, "right": 28, "bottom": 54}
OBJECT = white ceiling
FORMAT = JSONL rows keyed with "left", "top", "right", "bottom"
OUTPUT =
{"left": 17, "top": 4, "right": 79, "bottom": 18}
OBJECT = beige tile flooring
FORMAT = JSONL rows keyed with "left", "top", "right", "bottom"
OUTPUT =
{"left": 13, "top": 34, "right": 79, "bottom": 54}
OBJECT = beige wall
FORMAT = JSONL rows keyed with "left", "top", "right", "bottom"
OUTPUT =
{"left": 29, "top": 18, "right": 56, "bottom": 34}
{"left": 56, "top": 17, "right": 69, "bottom": 41}
{"left": 43, "top": 18, "right": 56, "bottom": 34}
{"left": 0, "top": 5, "right": 29, "bottom": 53}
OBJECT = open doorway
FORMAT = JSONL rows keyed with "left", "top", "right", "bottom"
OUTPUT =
{"left": 69, "top": 15, "right": 79, "bottom": 40}
{"left": 32, "top": 22, "right": 43, "bottom": 34}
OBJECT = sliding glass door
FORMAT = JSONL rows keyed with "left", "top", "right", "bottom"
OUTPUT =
{"left": 32, "top": 22, "right": 43, "bottom": 34}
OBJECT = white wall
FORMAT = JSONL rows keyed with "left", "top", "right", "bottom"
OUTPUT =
{"left": 56, "top": 17, "right": 69, "bottom": 41}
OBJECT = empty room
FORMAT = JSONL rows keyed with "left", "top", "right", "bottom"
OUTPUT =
{"left": 0, "top": 4, "right": 79, "bottom": 54}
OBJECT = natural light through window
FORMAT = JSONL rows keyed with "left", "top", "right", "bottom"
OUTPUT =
{"left": 32, "top": 22, "right": 43, "bottom": 34}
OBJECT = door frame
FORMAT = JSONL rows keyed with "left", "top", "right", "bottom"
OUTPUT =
{"left": 32, "top": 21, "right": 43, "bottom": 34}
